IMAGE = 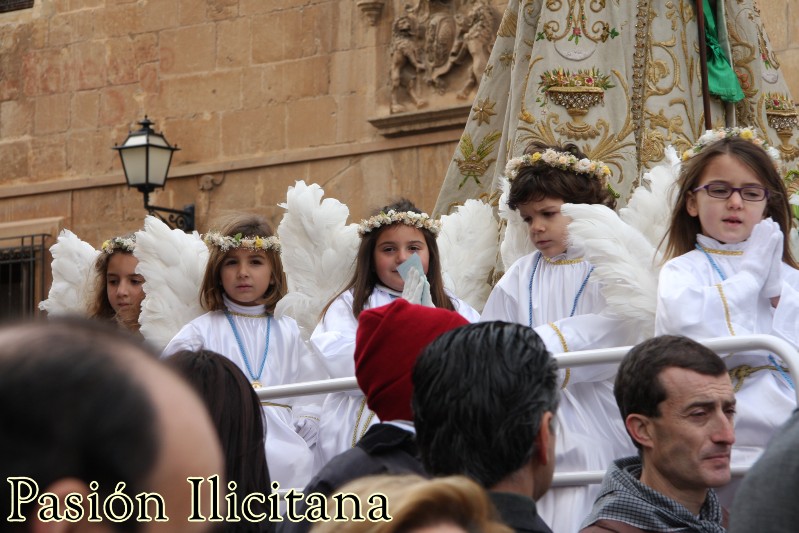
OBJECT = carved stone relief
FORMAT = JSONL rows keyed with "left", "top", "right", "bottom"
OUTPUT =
{"left": 388, "top": 0, "right": 499, "bottom": 114}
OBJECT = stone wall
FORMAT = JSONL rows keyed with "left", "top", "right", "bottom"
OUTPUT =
{"left": 0, "top": 0, "right": 797, "bottom": 250}
{"left": 0, "top": 0, "right": 509, "bottom": 249}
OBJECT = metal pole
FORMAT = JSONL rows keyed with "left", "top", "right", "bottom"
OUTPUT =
{"left": 697, "top": 0, "right": 713, "bottom": 130}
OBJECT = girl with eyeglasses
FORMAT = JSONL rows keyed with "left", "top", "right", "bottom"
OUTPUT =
{"left": 656, "top": 128, "right": 799, "bottom": 504}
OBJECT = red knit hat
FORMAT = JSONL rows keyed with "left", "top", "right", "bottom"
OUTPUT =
{"left": 354, "top": 298, "right": 469, "bottom": 421}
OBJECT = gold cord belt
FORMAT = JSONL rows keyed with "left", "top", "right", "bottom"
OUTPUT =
{"left": 729, "top": 364, "right": 788, "bottom": 393}
{"left": 260, "top": 401, "right": 292, "bottom": 409}
{"left": 352, "top": 397, "right": 376, "bottom": 447}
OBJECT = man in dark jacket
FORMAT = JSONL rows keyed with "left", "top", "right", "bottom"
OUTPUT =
{"left": 580, "top": 335, "right": 734, "bottom": 533}
{"left": 413, "top": 321, "right": 559, "bottom": 533}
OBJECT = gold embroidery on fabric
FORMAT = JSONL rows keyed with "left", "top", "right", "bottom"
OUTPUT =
{"left": 561, "top": 368, "right": 571, "bottom": 390}
{"left": 543, "top": 256, "right": 584, "bottom": 265}
{"left": 352, "top": 397, "right": 376, "bottom": 448}
{"left": 517, "top": 65, "right": 634, "bottom": 190}
{"left": 637, "top": 0, "right": 722, "bottom": 179}
{"left": 538, "top": 68, "right": 614, "bottom": 140}
{"left": 228, "top": 310, "right": 268, "bottom": 318}
{"left": 455, "top": 131, "right": 502, "bottom": 187}
{"left": 536, "top": 0, "right": 619, "bottom": 45}
{"left": 472, "top": 98, "right": 498, "bottom": 126}
{"left": 729, "top": 364, "right": 787, "bottom": 393}
{"left": 756, "top": 21, "right": 779, "bottom": 70}
{"left": 702, "top": 247, "right": 744, "bottom": 256}
{"left": 715, "top": 283, "right": 736, "bottom": 336}
{"left": 498, "top": 7, "right": 518, "bottom": 38}
{"left": 764, "top": 92, "right": 799, "bottom": 162}
{"left": 549, "top": 322, "right": 569, "bottom": 352}
{"left": 261, "top": 401, "right": 292, "bottom": 409}
{"left": 631, "top": 0, "right": 650, "bottom": 175}
{"left": 548, "top": 322, "right": 571, "bottom": 389}
{"left": 519, "top": 56, "right": 543, "bottom": 124}
{"left": 361, "top": 412, "right": 375, "bottom": 440}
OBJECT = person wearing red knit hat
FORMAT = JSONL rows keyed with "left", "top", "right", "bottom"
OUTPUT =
{"left": 279, "top": 298, "right": 468, "bottom": 533}
{"left": 354, "top": 298, "right": 470, "bottom": 422}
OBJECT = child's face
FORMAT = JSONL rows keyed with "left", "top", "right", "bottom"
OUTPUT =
{"left": 518, "top": 197, "right": 570, "bottom": 258}
{"left": 220, "top": 248, "right": 274, "bottom": 306}
{"left": 373, "top": 225, "right": 430, "bottom": 292}
{"left": 106, "top": 253, "right": 145, "bottom": 315}
{"left": 686, "top": 154, "right": 769, "bottom": 244}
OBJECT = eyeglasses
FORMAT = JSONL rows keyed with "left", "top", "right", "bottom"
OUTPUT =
{"left": 692, "top": 183, "right": 770, "bottom": 202}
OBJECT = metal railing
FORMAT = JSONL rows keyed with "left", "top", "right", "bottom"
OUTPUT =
{"left": 256, "top": 334, "right": 799, "bottom": 488}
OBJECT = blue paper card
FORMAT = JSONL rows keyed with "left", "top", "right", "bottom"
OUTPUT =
{"left": 397, "top": 253, "right": 425, "bottom": 283}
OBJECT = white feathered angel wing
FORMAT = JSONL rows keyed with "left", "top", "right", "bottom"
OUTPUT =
{"left": 498, "top": 176, "right": 535, "bottom": 270}
{"left": 562, "top": 203, "right": 661, "bottom": 336}
{"left": 38, "top": 229, "right": 100, "bottom": 316}
{"left": 134, "top": 216, "right": 208, "bottom": 352}
{"left": 275, "top": 180, "right": 359, "bottom": 341}
{"left": 618, "top": 146, "right": 680, "bottom": 249}
{"left": 438, "top": 199, "right": 499, "bottom": 312}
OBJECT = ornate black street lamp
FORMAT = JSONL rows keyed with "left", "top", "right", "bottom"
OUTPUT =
{"left": 114, "top": 116, "right": 195, "bottom": 231}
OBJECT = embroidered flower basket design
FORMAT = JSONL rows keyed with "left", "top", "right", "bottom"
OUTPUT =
{"left": 765, "top": 93, "right": 798, "bottom": 162}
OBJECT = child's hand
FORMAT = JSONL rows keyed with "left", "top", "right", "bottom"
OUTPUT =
{"left": 401, "top": 267, "right": 434, "bottom": 307}
{"left": 741, "top": 218, "right": 782, "bottom": 291}
{"left": 758, "top": 218, "right": 783, "bottom": 298}
{"left": 294, "top": 417, "right": 319, "bottom": 446}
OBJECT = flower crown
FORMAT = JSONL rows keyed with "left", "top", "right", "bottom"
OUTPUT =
{"left": 101, "top": 236, "right": 136, "bottom": 254}
{"left": 357, "top": 210, "right": 442, "bottom": 237}
{"left": 203, "top": 232, "right": 281, "bottom": 253}
{"left": 504, "top": 149, "right": 613, "bottom": 187}
{"left": 681, "top": 127, "right": 781, "bottom": 166}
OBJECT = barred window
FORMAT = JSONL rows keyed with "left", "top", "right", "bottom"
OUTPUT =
{"left": 0, "top": 234, "right": 47, "bottom": 323}
{"left": 0, "top": 1, "right": 34, "bottom": 14}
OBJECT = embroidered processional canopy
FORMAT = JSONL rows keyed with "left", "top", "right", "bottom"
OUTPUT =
{"left": 434, "top": 0, "right": 799, "bottom": 216}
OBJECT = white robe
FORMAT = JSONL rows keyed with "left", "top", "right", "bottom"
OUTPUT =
{"left": 656, "top": 235, "right": 799, "bottom": 477}
{"left": 163, "top": 296, "right": 317, "bottom": 490}
{"left": 309, "top": 285, "right": 480, "bottom": 472}
{"left": 481, "top": 249, "right": 640, "bottom": 533}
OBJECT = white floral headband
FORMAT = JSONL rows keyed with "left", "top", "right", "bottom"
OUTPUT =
{"left": 203, "top": 232, "right": 281, "bottom": 253}
{"left": 101, "top": 236, "right": 136, "bottom": 254}
{"left": 357, "top": 210, "right": 442, "bottom": 237}
{"left": 504, "top": 148, "right": 617, "bottom": 197}
{"left": 505, "top": 149, "right": 612, "bottom": 183}
{"left": 681, "top": 127, "right": 781, "bottom": 167}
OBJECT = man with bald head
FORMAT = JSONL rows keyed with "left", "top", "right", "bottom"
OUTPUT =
{"left": 0, "top": 317, "right": 225, "bottom": 532}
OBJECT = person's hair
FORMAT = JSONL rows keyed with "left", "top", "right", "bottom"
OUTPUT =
{"left": 662, "top": 136, "right": 798, "bottom": 268}
{"left": 89, "top": 250, "right": 118, "bottom": 320}
{"left": 327, "top": 198, "right": 454, "bottom": 319}
{"left": 614, "top": 335, "right": 728, "bottom": 450}
{"left": 89, "top": 232, "right": 145, "bottom": 327}
{"left": 412, "top": 321, "right": 559, "bottom": 488}
{"left": 310, "top": 474, "right": 512, "bottom": 533}
{"left": 166, "top": 349, "right": 272, "bottom": 532}
{"left": 507, "top": 141, "right": 617, "bottom": 210}
{"left": 0, "top": 317, "right": 159, "bottom": 532}
{"left": 200, "top": 214, "right": 287, "bottom": 313}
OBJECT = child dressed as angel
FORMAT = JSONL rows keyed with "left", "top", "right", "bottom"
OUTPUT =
{"left": 481, "top": 142, "right": 641, "bottom": 533}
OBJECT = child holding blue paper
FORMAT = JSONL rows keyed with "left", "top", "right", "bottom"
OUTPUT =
{"left": 310, "top": 198, "right": 479, "bottom": 471}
